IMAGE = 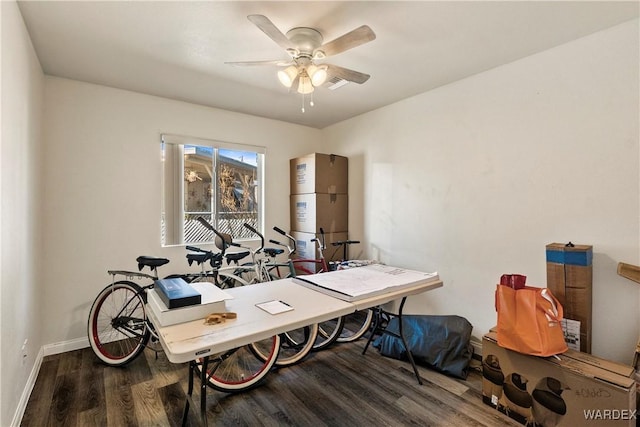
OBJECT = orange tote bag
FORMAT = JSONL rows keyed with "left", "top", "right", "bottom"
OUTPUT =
{"left": 495, "top": 284, "right": 568, "bottom": 357}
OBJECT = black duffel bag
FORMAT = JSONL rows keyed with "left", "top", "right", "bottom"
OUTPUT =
{"left": 373, "top": 314, "right": 473, "bottom": 379}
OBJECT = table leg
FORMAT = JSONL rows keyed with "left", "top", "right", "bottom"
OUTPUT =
{"left": 362, "top": 306, "right": 381, "bottom": 355}
{"left": 361, "top": 298, "right": 422, "bottom": 385}
{"left": 181, "top": 361, "right": 194, "bottom": 426}
{"left": 200, "top": 356, "right": 209, "bottom": 426}
{"left": 396, "top": 297, "right": 423, "bottom": 385}
{"left": 181, "top": 358, "right": 209, "bottom": 427}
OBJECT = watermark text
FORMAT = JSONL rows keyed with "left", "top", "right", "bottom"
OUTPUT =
{"left": 584, "top": 409, "right": 637, "bottom": 420}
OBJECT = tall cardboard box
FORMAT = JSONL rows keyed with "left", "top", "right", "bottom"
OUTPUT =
{"left": 290, "top": 153, "right": 348, "bottom": 195}
{"left": 290, "top": 193, "right": 348, "bottom": 234}
{"left": 482, "top": 332, "right": 636, "bottom": 426}
{"left": 291, "top": 230, "right": 349, "bottom": 273}
{"left": 546, "top": 243, "right": 593, "bottom": 353}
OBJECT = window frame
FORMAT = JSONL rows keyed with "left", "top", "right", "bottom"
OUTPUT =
{"left": 161, "top": 133, "right": 265, "bottom": 247}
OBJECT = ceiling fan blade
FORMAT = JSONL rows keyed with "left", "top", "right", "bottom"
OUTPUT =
{"left": 248, "top": 15, "right": 295, "bottom": 51}
{"left": 326, "top": 64, "right": 370, "bottom": 84}
{"left": 225, "top": 59, "right": 293, "bottom": 67}
{"left": 317, "top": 25, "right": 376, "bottom": 57}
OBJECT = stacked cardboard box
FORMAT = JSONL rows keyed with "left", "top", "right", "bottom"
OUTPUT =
{"left": 546, "top": 243, "right": 593, "bottom": 353}
{"left": 290, "top": 153, "right": 349, "bottom": 271}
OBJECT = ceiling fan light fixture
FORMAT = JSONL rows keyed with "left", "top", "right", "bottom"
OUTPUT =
{"left": 307, "top": 64, "right": 328, "bottom": 87}
{"left": 286, "top": 48, "right": 300, "bottom": 58}
{"left": 297, "top": 75, "right": 314, "bottom": 94}
{"left": 277, "top": 65, "right": 298, "bottom": 88}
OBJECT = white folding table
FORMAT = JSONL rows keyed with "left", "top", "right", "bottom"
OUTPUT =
{"left": 147, "top": 266, "right": 443, "bottom": 426}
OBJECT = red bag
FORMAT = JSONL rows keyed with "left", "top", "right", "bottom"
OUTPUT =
{"left": 495, "top": 284, "right": 568, "bottom": 356}
{"left": 499, "top": 274, "right": 526, "bottom": 290}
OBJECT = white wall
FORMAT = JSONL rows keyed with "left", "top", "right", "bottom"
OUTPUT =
{"left": 0, "top": 1, "right": 45, "bottom": 425}
{"left": 40, "top": 77, "right": 322, "bottom": 347}
{"left": 324, "top": 19, "right": 640, "bottom": 364}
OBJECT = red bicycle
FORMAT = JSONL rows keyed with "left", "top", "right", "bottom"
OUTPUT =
{"left": 274, "top": 228, "right": 374, "bottom": 350}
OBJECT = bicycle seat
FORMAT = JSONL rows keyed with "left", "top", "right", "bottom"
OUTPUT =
{"left": 225, "top": 251, "right": 250, "bottom": 264}
{"left": 136, "top": 256, "right": 170, "bottom": 271}
{"left": 187, "top": 253, "right": 211, "bottom": 266}
{"left": 264, "top": 247, "right": 284, "bottom": 257}
{"left": 215, "top": 232, "right": 233, "bottom": 251}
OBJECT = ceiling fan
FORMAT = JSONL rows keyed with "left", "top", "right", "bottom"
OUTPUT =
{"left": 226, "top": 15, "right": 376, "bottom": 110}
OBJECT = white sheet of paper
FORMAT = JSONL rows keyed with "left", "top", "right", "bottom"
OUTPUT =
{"left": 255, "top": 300, "right": 294, "bottom": 315}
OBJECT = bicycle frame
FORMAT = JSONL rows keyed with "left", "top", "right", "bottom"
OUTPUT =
{"left": 292, "top": 228, "right": 329, "bottom": 275}
{"left": 265, "top": 226, "right": 298, "bottom": 279}
{"left": 105, "top": 268, "right": 161, "bottom": 341}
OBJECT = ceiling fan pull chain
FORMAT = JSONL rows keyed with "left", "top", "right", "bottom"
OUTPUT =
{"left": 310, "top": 91, "right": 315, "bottom": 107}
{"left": 301, "top": 93, "right": 305, "bottom": 113}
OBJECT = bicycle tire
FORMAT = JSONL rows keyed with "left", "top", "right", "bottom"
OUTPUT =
{"left": 195, "top": 335, "right": 281, "bottom": 392}
{"left": 87, "top": 280, "right": 150, "bottom": 366}
{"left": 216, "top": 273, "right": 240, "bottom": 289}
{"left": 267, "top": 263, "right": 294, "bottom": 280}
{"left": 312, "top": 316, "right": 345, "bottom": 351}
{"left": 216, "top": 268, "right": 250, "bottom": 288}
{"left": 236, "top": 262, "right": 258, "bottom": 284}
{"left": 292, "top": 259, "right": 325, "bottom": 276}
{"left": 250, "top": 324, "right": 318, "bottom": 366}
{"left": 337, "top": 309, "right": 374, "bottom": 343}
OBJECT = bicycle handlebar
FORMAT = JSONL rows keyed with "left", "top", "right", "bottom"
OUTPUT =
{"left": 186, "top": 245, "right": 208, "bottom": 253}
{"left": 243, "top": 223, "right": 264, "bottom": 252}
{"left": 272, "top": 226, "right": 296, "bottom": 255}
{"left": 318, "top": 228, "right": 326, "bottom": 250}
{"left": 331, "top": 240, "right": 361, "bottom": 246}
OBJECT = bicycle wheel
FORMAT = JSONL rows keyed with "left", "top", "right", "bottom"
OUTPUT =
{"left": 216, "top": 273, "right": 240, "bottom": 289}
{"left": 312, "top": 316, "right": 345, "bottom": 351}
{"left": 216, "top": 268, "right": 250, "bottom": 288}
{"left": 271, "top": 324, "right": 318, "bottom": 366}
{"left": 87, "top": 280, "right": 150, "bottom": 366}
{"left": 195, "top": 335, "right": 281, "bottom": 392}
{"left": 337, "top": 309, "right": 374, "bottom": 343}
{"left": 267, "top": 263, "right": 293, "bottom": 280}
{"left": 292, "top": 259, "right": 323, "bottom": 276}
{"left": 236, "top": 262, "right": 259, "bottom": 284}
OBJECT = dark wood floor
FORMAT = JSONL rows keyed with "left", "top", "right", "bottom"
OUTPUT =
{"left": 22, "top": 339, "right": 520, "bottom": 426}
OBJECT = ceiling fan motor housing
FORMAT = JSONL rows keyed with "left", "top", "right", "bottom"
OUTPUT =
{"left": 286, "top": 27, "right": 324, "bottom": 58}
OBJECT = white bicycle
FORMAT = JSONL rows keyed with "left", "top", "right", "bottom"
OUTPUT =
{"left": 194, "top": 219, "right": 319, "bottom": 367}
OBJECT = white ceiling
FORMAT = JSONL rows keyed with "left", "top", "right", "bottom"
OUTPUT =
{"left": 17, "top": 1, "right": 639, "bottom": 129}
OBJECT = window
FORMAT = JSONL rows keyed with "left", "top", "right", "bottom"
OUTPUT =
{"left": 161, "top": 134, "right": 264, "bottom": 246}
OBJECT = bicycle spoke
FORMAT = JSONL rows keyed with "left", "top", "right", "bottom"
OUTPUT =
{"left": 197, "top": 336, "right": 280, "bottom": 392}
{"left": 88, "top": 281, "right": 150, "bottom": 366}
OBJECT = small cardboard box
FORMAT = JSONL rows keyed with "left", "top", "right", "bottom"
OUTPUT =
{"left": 546, "top": 243, "right": 593, "bottom": 266}
{"left": 290, "top": 193, "right": 348, "bottom": 234}
{"left": 291, "top": 230, "right": 349, "bottom": 273}
{"left": 546, "top": 243, "right": 593, "bottom": 353}
{"left": 482, "top": 332, "right": 636, "bottom": 426}
{"left": 290, "top": 153, "right": 348, "bottom": 195}
{"left": 154, "top": 277, "right": 201, "bottom": 309}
